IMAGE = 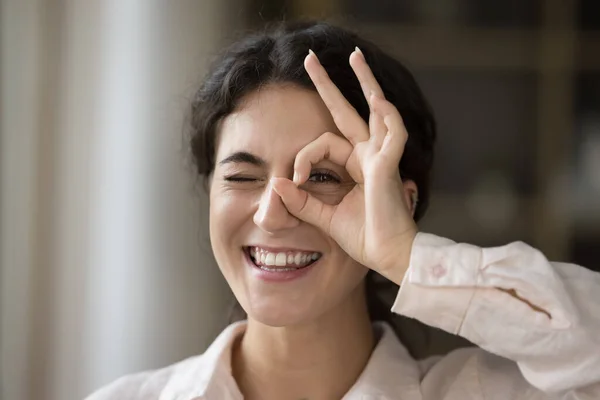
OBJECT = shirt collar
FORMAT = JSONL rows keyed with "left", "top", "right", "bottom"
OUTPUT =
{"left": 159, "top": 321, "right": 246, "bottom": 400}
{"left": 160, "top": 321, "right": 421, "bottom": 400}
{"left": 344, "top": 323, "right": 422, "bottom": 399}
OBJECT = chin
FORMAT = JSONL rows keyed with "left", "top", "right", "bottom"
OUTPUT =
{"left": 242, "top": 298, "right": 323, "bottom": 327}
{"left": 249, "top": 313, "right": 303, "bottom": 327}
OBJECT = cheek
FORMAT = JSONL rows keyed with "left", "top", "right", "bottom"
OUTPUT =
{"left": 209, "top": 191, "right": 254, "bottom": 287}
{"left": 209, "top": 189, "right": 253, "bottom": 248}
{"left": 334, "top": 245, "right": 368, "bottom": 278}
{"left": 322, "top": 237, "right": 368, "bottom": 288}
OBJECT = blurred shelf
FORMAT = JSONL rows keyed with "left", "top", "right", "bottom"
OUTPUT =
{"left": 341, "top": 0, "right": 544, "bottom": 27}
{"left": 340, "top": 23, "right": 600, "bottom": 71}
{"left": 421, "top": 192, "right": 600, "bottom": 243}
{"left": 268, "top": 0, "right": 599, "bottom": 260}
{"left": 578, "top": 33, "right": 600, "bottom": 70}
{"left": 346, "top": 23, "right": 540, "bottom": 71}
{"left": 416, "top": 70, "right": 538, "bottom": 195}
{"left": 579, "top": 0, "right": 600, "bottom": 31}
{"left": 418, "top": 193, "right": 537, "bottom": 246}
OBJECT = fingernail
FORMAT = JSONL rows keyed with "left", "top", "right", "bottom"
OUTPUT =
{"left": 270, "top": 177, "right": 281, "bottom": 192}
{"left": 355, "top": 46, "right": 363, "bottom": 55}
{"left": 270, "top": 184, "right": 280, "bottom": 196}
{"left": 293, "top": 171, "right": 299, "bottom": 184}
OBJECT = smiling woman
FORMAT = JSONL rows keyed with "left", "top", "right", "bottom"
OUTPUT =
{"left": 86, "top": 21, "right": 600, "bottom": 400}
{"left": 211, "top": 85, "right": 374, "bottom": 330}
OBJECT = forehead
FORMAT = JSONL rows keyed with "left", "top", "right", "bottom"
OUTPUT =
{"left": 215, "top": 84, "right": 338, "bottom": 160}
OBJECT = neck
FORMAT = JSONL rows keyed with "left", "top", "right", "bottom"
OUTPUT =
{"left": 232, "top": 284, "right": 374, "bottom": 400}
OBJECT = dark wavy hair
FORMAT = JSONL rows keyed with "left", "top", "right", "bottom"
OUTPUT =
{"left": 188, "top": 21, "right": 449, "bottom": 357}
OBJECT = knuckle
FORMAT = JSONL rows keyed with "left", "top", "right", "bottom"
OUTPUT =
{"left": 332, "top": 113, "right": 345, "bottom": 127}
{"left": 322, "top": 131, "right": 336, "bottom": 140}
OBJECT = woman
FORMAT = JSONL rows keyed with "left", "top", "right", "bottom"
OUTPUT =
{"left": 87, "top": 21, "right": 600, "bottom": 399}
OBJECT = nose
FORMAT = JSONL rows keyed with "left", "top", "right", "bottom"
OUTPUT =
{"left": 253, "top": 181, "right": 300, "bottom": 233}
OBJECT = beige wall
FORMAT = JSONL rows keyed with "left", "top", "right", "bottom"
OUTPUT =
{"left": 1, "top": 1, "right": 237, "bottom": 399}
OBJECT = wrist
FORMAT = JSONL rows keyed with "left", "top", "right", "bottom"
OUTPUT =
{"left": 376, "top": 228, "right": 417, "bottom": 286}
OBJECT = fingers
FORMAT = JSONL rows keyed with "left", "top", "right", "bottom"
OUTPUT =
{"left": 370, "top": 94, "right": 409, "bottom": 165}
{"left": 349, "top": 47, "right": 384, "bottom": 106}
{"left": 304, "top": 51, "right": 369, "bottom": 145}
{"left": 271, "top": 177, "right": 334, "bottom": 234}
{"left": 350, "top": 47, "right": 387, "bottom": 144}
{"left": 293, "top": 132, "right": 354, "bottom": 185}
{"left": 306, "top": 49, "right": 408, "bottom": 174}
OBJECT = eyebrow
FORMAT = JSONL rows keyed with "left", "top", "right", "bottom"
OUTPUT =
{"left": 218, "top": 151, "right": 266, "bottom": 167}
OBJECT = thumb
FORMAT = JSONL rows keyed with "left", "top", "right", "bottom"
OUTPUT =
{"left": 271, "top": 177, "right": 334, "bottom": 234}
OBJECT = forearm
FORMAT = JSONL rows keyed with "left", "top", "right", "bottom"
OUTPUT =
{"left": 391, "top": 233, "right": 600, "bottom": 395}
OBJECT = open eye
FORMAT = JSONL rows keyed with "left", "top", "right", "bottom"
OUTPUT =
{"left": 307, "top": 170, "right": 341, "bottom": 184}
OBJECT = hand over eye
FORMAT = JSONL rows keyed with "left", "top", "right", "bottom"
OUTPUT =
{"left": 271, "top": 48, "right": 417, "bottom": 285}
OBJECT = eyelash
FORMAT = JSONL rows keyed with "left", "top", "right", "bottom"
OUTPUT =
{"left": 224, "top": 171, "right": 341, "bottom": 184}
{"left": 308, "top": 170, "right": 341, "bottom": 184}
{"left": 224, "top": 176, "right": 259, "bottom": 182}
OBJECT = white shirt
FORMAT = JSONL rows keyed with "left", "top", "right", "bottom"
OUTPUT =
{"left": 86, "top": 233, "right": 600, "bottom": 399}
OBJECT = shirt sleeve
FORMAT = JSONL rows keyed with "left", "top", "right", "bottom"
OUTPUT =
{"left": 391, "top": 232, "right": 600, "bottom": 397}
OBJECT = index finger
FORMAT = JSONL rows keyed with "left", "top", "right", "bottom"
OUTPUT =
{"left": 304, "top": 51, "right": 369, "bottom": 145}
{"left": 293, "top": 131, "right": 355, "bottom": 185}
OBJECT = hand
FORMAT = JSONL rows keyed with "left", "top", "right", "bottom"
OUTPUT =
{"left": 270, "top": 48, "right": 417, "bottom": 285}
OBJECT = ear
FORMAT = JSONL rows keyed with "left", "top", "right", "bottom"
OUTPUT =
{"left": 402, "top": 179, "right": 418, "bottom": 218}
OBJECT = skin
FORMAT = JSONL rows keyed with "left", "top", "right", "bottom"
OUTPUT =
{"left": 209, "top": 48, "right": 418, "bottom": 400}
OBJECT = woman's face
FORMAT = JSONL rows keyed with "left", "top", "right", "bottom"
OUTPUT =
{"left": 209, "top": 84, "right": 369, "bottom": 326}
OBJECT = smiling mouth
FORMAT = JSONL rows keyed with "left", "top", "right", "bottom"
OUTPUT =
{"left": 245, "top": 246, "right": 322, "bottom": 272}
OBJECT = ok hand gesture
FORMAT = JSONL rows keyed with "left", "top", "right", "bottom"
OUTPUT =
{"left": 271, "top": 48, "right": 418, "bottom": 285}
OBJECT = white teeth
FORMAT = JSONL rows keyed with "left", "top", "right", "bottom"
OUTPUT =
{"left": 250, "top": 247, "right": 322, "bottom": 268}
{"left": 265, "top": 253, "right": 276, "bottom": 266}
{"left": 275, "top": 253, "right": 287, "bottom": 266}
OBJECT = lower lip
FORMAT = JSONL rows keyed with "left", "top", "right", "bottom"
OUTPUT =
{"left": 244, "top": 250, "right": 318, "bottom": 282}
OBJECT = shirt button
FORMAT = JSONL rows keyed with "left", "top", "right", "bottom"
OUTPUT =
{"left": 430, "top": 264, "right": 447, "bottom": 278}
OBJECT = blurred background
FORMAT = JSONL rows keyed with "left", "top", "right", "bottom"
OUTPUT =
{"left": 1, "top": 1, "right": 599, "bottom": 399}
